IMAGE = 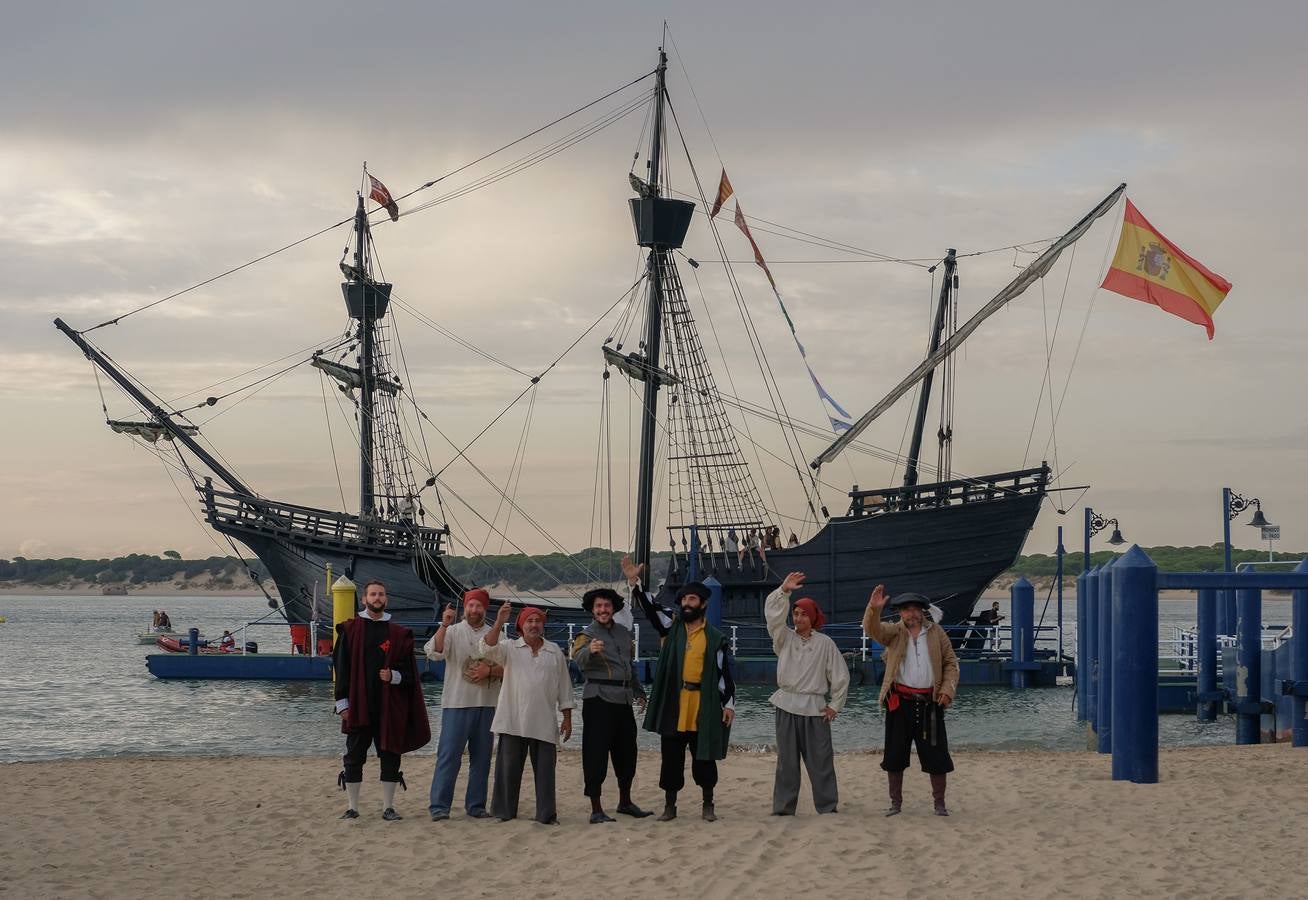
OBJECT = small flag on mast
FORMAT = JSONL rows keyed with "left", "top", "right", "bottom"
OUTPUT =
{"left": 1099, "top": 199, "right": 1232, "bottom": 339}
{"left": 709, "top": 168, "right": 734, "bottom": 219}
{"left": 368, "top": 174, "right": 400, "bottom": 223}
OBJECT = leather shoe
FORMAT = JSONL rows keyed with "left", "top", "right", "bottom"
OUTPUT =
{"left": 589, "top": 811, "right": 617, "bottom": 824}
{"left": 339, "top": 808, "right": 360, "bottom": 820}
{"left": 382, "top": 808, "right": 403, "bottom": 821}
{"left": 701, "top": 803, "right": 717, "bottom": 822}
{"left": 885, "top": 805, "right": 902, "bottom": 817}
{"left": 615, "top": 802, "right": 653, "bottom": 818}
{"left": 656, "top": 804, "right": 677, "bottom": 822}
{"left": 430, "top": 811, "right": 450, "bottom": 821}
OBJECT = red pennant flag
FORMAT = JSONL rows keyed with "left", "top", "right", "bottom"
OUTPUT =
{"left": 368, "top": 174, "right": 400, "bottom": 223}
{"left": 709, "top": 168, "right": 734, "bottom": 219}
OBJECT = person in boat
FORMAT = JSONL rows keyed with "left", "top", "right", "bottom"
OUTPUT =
{"left": 157, "top": 610, "right": 172, "bottom": 631}
{"left": 333, "top": 579, "right": 430, "bottom": 821}
{"left": 423, "top": 588, "right": 502, "bottom": 822}
{"left": 479, "top": 603, "right": 574, "bottom": 824}
{"left": 570, "top": 586, "right": 653, "bottom": 824}
{"left": 787, "top": 532, "right": 800, "bottom": 548}
{"left": 151, "top": 610, "right": 161, "bottom": 632}
{"left": 765, "top": 572, "right": 848, "bottom": 816}
{"left": 725, "top": 528, "right": 739, "bottom": 568}
{"left": 626, "top": 556, "right": 735, "bottom": 823}
{"left": 863, "top": 587, "right": 959, "bottom": 817}
{"left": 219, "top": 630, "right": 236, "bottom": 652}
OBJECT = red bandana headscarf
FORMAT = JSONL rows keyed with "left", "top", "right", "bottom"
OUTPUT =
{"left": 516, "top": 606, "right": 546, "bottom": 635}
{"left": 462, "top": 588, "right": 491, "bottom": 610}
{"left": 793, "top": 597, "right": 826, "bottom": 630}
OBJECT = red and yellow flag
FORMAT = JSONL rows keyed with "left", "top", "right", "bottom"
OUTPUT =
{"left": 709, "top": 168, "right": 734, "bottom": 219}
{"left": 1100, "top": 199, "right": 1232, "bottom": 339}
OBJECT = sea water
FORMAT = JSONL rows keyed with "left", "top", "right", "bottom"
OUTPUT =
{"left": 0, "top": 592, "right": 1285, "bottom": 763}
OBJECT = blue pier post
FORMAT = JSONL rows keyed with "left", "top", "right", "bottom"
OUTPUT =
{"left": 1085, "top": 564, "right": 1101, "bottom": 741}
{"left": 1009, "top": 577, "right": 1035, "bottom": 689}
{"left": 1111, "top": 545, "right": 1159, "bottom": 783}
{"left": 1196, "top": 587, "right": 1219, "bottom": 722}
{"left": 1097, "top": 556, "right": 1118, "bottom": 754}
{"left": 188, "top": 626, "right": 200, "bottom": 656}
{"left": 1291, "top": 558, "right": 1308, "bottom": 747}
{"left": 1235, "top": 585, "right": 1263, "bottom": 745}
{"left": 688, "top": 526, "right": 701, "bottom": 583}
{"left": 1056, "top": 526, "right": 1066, "bottom": 666}
{"left": 704, "top": 575, "right": 723, "bottom": 630}
{"left": 1075, "top": 569, "right": 1089, "bottom": 721}
{"left": 1218, "top": 589, "right": 1237, "bottom": 636}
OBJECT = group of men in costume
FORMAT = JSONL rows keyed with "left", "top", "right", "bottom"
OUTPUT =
{"left": 330, "top": 566, "right": 960, "bottom": 822}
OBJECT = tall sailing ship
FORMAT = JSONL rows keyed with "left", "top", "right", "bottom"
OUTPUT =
{"left": 55, "top": 43, "right": 1123, "bottom": 645}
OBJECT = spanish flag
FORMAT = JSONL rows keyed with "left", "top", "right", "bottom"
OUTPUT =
{"left": 1100, "top": 199, "right": 1232, "bottom": 339}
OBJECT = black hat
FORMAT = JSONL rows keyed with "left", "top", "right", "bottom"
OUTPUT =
{"left": 676, "top": 582, "right": 711, "bottom": 602}
{"left": 582, "top": 587, "right": 624, "bottom": 614}
{"left": 890, "top": 592, "right": 931, "bottom": 610}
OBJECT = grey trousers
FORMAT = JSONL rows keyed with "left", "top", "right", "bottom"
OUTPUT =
{"left": 491, "top": 733, "right": 557, "bottom": 823}
{"left": 773, "top": 707, "right": 838, "bottom": 814}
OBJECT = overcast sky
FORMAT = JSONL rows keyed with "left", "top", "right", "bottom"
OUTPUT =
{"left": 3, "top": 1, "right": 1304, "bottom": 565}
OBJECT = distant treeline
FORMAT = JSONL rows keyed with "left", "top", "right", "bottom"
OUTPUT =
{"left": 2, "top": 544, "right": 1300, "bottom": 590}
{"left": 0, "top": 554, "right": 267, "bottom": 588}
{"left": 1012, "top": 544, "right": 1304, "bottom": 577}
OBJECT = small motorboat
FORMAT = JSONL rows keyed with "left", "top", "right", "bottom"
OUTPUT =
{"left": 154, "top": 634, "right": 237, "bottom": 654}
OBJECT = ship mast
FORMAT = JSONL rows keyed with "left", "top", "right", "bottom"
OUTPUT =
{"left": 343, "top": 195, "right": 387, "bottom": 520}
{"left": 631, "top": 48, "right": 669, "bottom": 585}
{"left": 902, "top": 248, "right": 956, "bottom": 488}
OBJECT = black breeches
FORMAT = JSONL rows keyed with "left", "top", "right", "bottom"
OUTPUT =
{"left": 659, "top": 731, "right": 717, "bottom": 798}
{"left": 880, "top": 698, "right": 954, "bottom": 775}
{"left": 582, "top": 696, "right": 638, "bottom": 798}
{"left": 343, "top": 727, "right": 401, "bottom": 783}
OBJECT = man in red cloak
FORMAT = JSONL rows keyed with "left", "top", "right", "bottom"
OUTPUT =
{"left": 333, "top": 579, "right": 430, "bottom": 820}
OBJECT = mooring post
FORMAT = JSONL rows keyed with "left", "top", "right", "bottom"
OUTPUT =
{"left": 1097, "top": 555, "right": 1119, "bottom": 755}
{"left": 188, "top": 626, "right": 200, "bottom": 656}
{"left": 1055, "top": 526, "right": 1066, "bottom": 666}
{"left": 1221, "top": 589, "right": 1238, "bottom": 636}
{"left": 1009, "top": 576, "right": 1034, "bottom": 689}
{"left": 1075, "top": 569, "right": 1089, "bottom": 721}
{"left": 1235, "top": 584, "right": 1263, "bottom": 745}
{"left": 705, "top": 575, "right": 723, "bottom": 630}
{"left": 1291, "top": 558, "right": 1308, "bottom": 747}
{"left": 1196, "top": 587, "right": 1219, "bottom": 722}
{"left": 1085, "top": 564, "right": 1102, "bottom": 742}
{"left": 1111, "top": 545, "right": 1159, "bottom": 783}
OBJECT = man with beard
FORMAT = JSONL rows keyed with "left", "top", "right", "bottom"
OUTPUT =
{"left": 623, "top": 556, "right": 735, "bottom": 823}
{"left": 570, "top": 587, "right": 653, "bottom": 823}
{"left": 423, "top": 587, "right": 503, "bottom": 821}
{"left": 333, "top": 579, "right": 430, "bottom": 820}
{"left": 765, "top": 571, "right": 848, "bottom": 816}
{"left": 863, "top": 586, "right": 960, "bottom": 816}
{"left": 479, "top": 603, "right": 574, "bottom": 824}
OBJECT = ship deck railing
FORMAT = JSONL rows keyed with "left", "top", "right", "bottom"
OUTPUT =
{"left": 846, "top": 464, "right": 1049, "bottom": 516}
{"left": 200, "top": 482, "right": 447, "bottom": 557}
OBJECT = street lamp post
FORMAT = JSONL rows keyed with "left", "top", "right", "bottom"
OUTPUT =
{"left": 1222, "top": 488, "right": 1273, "bottom": 634}
{"left": 1083, "top": 507, "right": 1126, "bottom": 574}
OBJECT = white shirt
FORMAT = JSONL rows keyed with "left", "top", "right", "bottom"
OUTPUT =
{"left": 478, "top": 636, "right": 575, "bottom": 744}
{"left": 424, "top": 620, "right": 500, "bottom": 709}
{"left": 764, "top": 588, "right": 850, "bottom": 716}
{"left": 898, "top": 627, "right": 935, "bottom": 689}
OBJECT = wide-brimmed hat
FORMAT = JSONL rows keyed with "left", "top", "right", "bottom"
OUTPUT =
{"left": 890, "top": 592, "right": 931, "bottom": 610}
{"left": 676, "top": 582, "right": 711, "bottom": 602}
{"left": 582, "top": 587, "right": 624, "bottom": 614}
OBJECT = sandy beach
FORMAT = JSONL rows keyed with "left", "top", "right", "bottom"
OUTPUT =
{"left": 5, "top": 745, "right": 1305, "bottom": 899}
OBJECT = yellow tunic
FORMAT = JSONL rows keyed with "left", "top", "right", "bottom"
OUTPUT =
{"left": 676, "top": 624, "right": 708, "bottom": 731}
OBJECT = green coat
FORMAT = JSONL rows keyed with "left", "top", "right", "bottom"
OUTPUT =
{"left": 642, "top": 619, "right": 733, "bottom": 761}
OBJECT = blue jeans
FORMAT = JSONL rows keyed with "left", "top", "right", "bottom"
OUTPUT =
{"left": 429, "top": 706, "right": 495, "bottom": 815}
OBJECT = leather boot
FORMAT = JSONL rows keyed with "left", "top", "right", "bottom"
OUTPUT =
{"left": 657, "top": 791, "right": 677, "bottom": 822}
{"left": 930, "top": 773, "right": 949, "bottom": 816}
{"left": 885, "top": 771, "right": 903, "bottom": 816}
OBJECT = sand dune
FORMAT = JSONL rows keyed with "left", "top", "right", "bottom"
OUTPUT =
{"left": 5, "top": 745, "right": 1305, "bottom": 899}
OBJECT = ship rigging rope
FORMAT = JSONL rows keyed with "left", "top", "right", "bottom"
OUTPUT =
{"left": 75, "top": 70, "right": 657, "bottom": 335}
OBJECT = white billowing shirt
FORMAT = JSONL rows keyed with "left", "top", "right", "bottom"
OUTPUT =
{"left": 478, "top": 636, "right": 575, "bottom": 744}
{"left": 424, "top": 620, "right": 500, "bottom": 709}
{"left": 898, "top": 627, "right": 935, "bottom": 689}
{"left": 763, "top": 587, "right": 850, "bottom": 716}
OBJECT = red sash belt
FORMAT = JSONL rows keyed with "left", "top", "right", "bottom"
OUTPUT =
{"left": 887, "top": 682, "right": 933, "bottom": 712}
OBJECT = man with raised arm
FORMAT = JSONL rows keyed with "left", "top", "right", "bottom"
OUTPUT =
{"left": 571, "top": 587, "right": 653, "bottom": 823}
{"left": 479, "top": 602, "right": 574, "bottom": 824}
{"left": 333, "top": 579, "right": 430, "bottom": 821}
{"left": 423, "top": 587, "right": 503, "bottom": 821}
{"left": 765, "top": 571, "right": 848, "bottom": 816}
{"left": 863, "top": 586, "right": 960, "bottom": 816}
{"left": 623, "top": 555, "right": 735, "bottom": 823}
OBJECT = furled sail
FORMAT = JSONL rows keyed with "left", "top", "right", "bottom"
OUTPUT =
{"left": 811, "top": 183, "right": 1126, "bottom": 469}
